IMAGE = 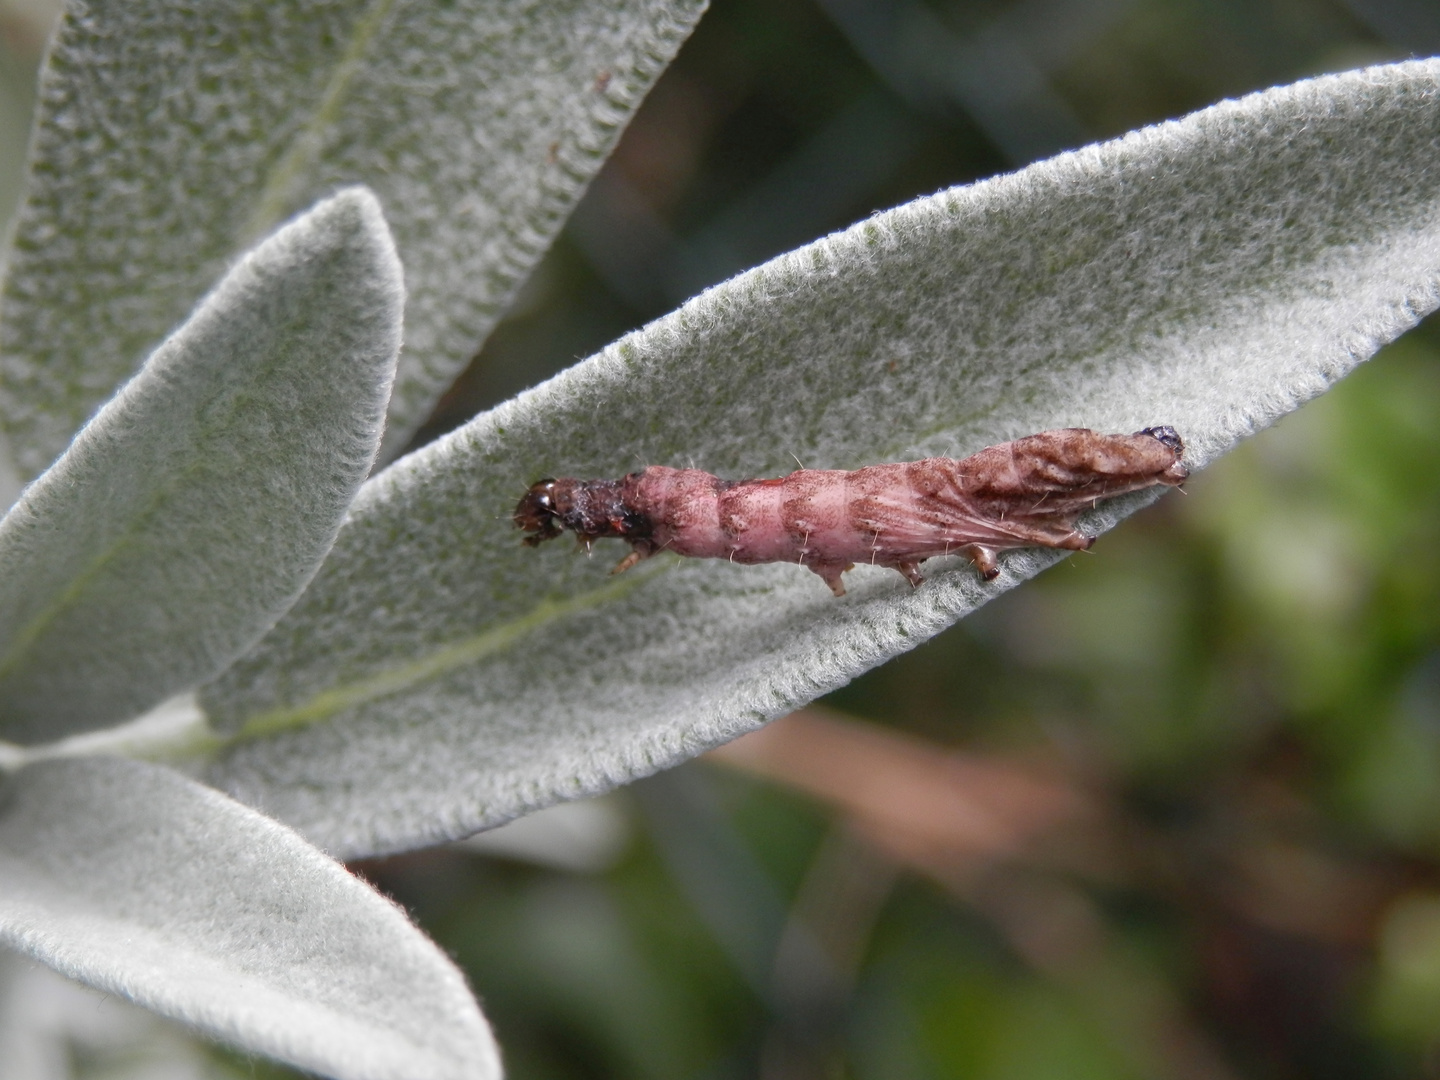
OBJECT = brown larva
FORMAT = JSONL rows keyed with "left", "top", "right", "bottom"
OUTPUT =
{"left": 515, "top": 427, "right": 1188, "bottom": 596}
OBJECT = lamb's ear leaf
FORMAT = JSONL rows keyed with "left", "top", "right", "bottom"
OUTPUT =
{"left": 0, "top": 0, "right": 708, "bottom": 477}
{"left": 0, "top": 188, "right": 401, "bottom": 744}
{"left": 0, "top": 755, "right": 498, "bottom": 1080}
{"left": 203, "top": 61, "right": 1440, "bottom": 857}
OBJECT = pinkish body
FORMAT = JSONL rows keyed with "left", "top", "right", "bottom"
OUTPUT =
{"left": 515, "top": 427, "right": 1188, "bottom": 596}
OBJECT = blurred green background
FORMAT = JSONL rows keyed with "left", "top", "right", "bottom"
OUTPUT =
{"left": 8, "top": 0, "right": 1440, "bottom": 1077}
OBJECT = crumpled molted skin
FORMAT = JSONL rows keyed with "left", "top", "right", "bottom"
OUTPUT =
{"left": 516, "top": 427, "right": 1188, "bottom": 596}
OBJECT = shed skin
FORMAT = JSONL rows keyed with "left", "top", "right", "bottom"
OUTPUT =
{"left": 515, "top": 427, "right": 1188, "bottom": 596}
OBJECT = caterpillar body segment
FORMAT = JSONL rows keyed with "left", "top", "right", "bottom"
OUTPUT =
{"left": 515, "top": 427, "right": 1188, "bottom": 596}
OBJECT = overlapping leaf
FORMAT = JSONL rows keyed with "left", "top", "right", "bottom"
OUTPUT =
{"left": 200, "top": 61, "right": 1440, "bottom": 857}
{"left": 0, "top": 0, "right": 708, "bottom": 478}
{"left": 0, "top": 755, "right": 498, "bottom": 1080}
{"left": 0, "top": 188, "right": 401, "bottom": 744}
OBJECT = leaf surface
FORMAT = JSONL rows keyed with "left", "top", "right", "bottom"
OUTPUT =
{"left": 0, "top": 188, "right": 401, "bottom": 743}
{"left": 0, "top": 0, "right": 708, "bottom": 477}
{"left": 0, "top": 755, "right": 497, "bottom": 1080}
{"left": 206, "top": 61, "right": 1440, "bottom": 857}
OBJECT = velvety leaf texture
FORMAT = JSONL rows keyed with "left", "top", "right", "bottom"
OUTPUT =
{"left": 0, "top": 188, "right": 402, "bottom": 744}
{"left": 204, "top": 61, "right": 1440, "bottom": 858}
{"left": 0, "top": 756, "right": 498, "bottom": 1080}
{"left": 0, "top": 0, "right": 708, "bottom": 478}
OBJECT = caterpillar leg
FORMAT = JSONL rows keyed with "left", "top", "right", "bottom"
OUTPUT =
{"left": 610, "top": 550, "right": 645, "bottom": 576}
{"left": 808, "top": 561, "right": 853, "bottom": 597}
{"left": 962, "top": 545, "right": 1000, "bottom": 580}
{"left": 894, "top": 561, "right": 925, "bottom": 588}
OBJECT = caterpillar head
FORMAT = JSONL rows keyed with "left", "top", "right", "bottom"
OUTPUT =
{"left": 514, "top": 479, "right": 566, "bottom": 546}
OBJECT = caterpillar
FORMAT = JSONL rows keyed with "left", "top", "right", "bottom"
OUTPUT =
{"left": 515, "top": 426, "right": 1188, "bottom": 596}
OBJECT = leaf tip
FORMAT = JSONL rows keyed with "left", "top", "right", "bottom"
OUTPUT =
{"left": 303, "top": 185, "right": 405, "bottom": 295}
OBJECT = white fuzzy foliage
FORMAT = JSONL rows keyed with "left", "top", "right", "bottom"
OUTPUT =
{"left": 0, "top": 0, "right": 708, "bottom": 477}
{"left": 202, "top": 61, "right": 1440, "bottom": 858}
{"left": 0, "top": 949, "right": 220, "bottom": 1080}
{"left": 0, "top": 756, "right": 498, "bottom": 1080}
{"left": 0, "top": 188, "right": 402, "bottom": 745}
